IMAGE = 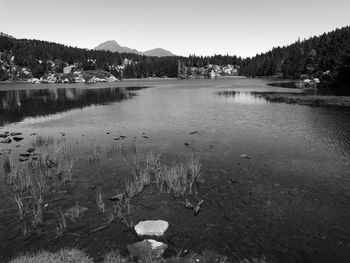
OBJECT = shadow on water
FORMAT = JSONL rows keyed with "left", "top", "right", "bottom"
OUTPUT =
{"left": 0, "top": 86, "right": 148, "bottom": 126}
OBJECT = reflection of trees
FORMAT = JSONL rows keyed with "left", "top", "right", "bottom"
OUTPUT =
{"left": 0, "top": 87, "right": 137, "bottom": 126}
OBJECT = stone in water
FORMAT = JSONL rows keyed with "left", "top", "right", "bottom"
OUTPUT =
{"left": 134, "top": 220, "right": 169, "bottom": 237}
{"left": 127, "top": 239, "right": 167, "bottom": 260}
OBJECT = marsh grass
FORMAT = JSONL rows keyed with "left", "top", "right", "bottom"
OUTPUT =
{"left": 125, "top": 151, "right": 161, "bottom": 198}
{"left": 4, "top": 139, "right": 79, "bottom": 238}
{"left": 125, "top": 152, "right": 202, "bottom": 198}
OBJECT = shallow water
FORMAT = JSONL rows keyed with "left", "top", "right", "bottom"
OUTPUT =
{"left": 0, "top": 78, "right": 350, "bottom": 262}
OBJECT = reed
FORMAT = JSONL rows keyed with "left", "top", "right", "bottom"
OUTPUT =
{"left": 32, "top": 135, "right": 55, "bottom": 148}
{"left": 10, "top": 195, "right": 26, "bottom": 221}
{"left": 88, "top": 143, "right": 101, "bottom": 164}
{"left": 56, "top": 210, "right": 67, "bottom": 237}
{"left": 2, "top": 155, "right": 13, "bottom": 176}
{"left": 157, "top": 163, "right": 188, "bottom": 197}
{"left": 186, "top": 154, "right": 201, "bottom": 194}
{"left": 31, "top": 202, "right": 43, "bottom": 227}
{"left": 96, "top": 188, "right": 105, "bottom": 213}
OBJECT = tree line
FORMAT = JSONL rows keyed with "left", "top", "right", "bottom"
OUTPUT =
{"left": 1, "top": 26, "right": 350, "bottom": 90}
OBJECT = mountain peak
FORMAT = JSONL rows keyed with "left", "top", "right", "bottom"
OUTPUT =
{"left": 94, "top": 40, "right": 175, "bottom": 57}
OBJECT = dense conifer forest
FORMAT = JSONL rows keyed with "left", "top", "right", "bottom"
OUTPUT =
{"left": 0, "top": 26, "right": 349, "bottom": 89}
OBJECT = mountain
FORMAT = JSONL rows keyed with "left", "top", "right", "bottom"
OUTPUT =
{"left": 94, "top": 40, "right": 175, "bottom": 57}
{"left": 94, "top": 40, "right": 139, "bottom": 54}
{"left": 143, "top": 48, "right": 174, "bottom": 57}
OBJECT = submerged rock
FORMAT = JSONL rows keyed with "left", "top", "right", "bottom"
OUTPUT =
{"left": 134, "top": 220, "right": 169, "bottom": 237}
{"left": 1, "top": 138, "right": 12, "bottom": 144}
{"left": 0, "top": 133, "right": 8, "bottom": 138}
{"left": 127, "top": 239, "right": 167, "bottom": 260}
{"left": 241, "top": 154, "right": 250, "bottom": 159}
{"left": 13, "top": 136, "right": 24, "bottom": 142}
{"left": 190, "top": 130, "right": 198, "bottom": 134}
{"left": 19, "top": 153, "right": 31, "bottom": 157}
{"left": 27, "top": 148, "right": 35, "bottom": 153}
{"left": 10, "top": 132, "right": 22, "bottom": 136}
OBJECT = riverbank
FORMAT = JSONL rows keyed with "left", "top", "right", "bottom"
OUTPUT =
{"left": 253, "top": 92, "right": 350, "bottom": 107}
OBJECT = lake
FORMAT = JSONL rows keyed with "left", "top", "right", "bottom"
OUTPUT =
{"left": 0, "top": 78, "right": 350, "bottom": 262}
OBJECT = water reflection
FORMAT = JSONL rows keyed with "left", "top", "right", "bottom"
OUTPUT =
{"left": 216, "top": 90, "right": 267, "bottom": 104}
{"left": 0, "top": 87, "right": 145, "bottom": 126}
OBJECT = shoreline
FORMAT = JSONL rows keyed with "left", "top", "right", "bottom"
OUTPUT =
{"left": 253, "top": 92, "right": 350, "bottom": 107}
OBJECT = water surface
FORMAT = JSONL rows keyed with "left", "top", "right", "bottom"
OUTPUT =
{"left": 0, "top": 78, "right": 349, "bottom": 262}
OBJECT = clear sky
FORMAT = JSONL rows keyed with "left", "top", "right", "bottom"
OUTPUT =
{"left": 1, "top": 0, "right": 349, "bottom": 58}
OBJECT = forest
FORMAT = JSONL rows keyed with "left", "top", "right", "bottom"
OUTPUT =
{"left": 0, "top": 26, "right": 350, "bottom": 89}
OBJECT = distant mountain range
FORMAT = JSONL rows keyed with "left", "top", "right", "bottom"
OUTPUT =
{"left": 94, "top": 40, "right": 175, "bottom": 57}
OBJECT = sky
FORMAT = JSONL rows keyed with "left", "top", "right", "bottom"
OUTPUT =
{"left": 1, "top": 0, "right": 349, "bottom": 58}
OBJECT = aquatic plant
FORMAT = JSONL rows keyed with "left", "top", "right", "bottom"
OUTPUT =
{"left": 2, "top": 155, "right": 13, "bottom": 175}
{"left": 154, "top": 155, "right": 201, "bottom": 197}
{"left": 88, "top": 143, "right": 101, "bottom": 165}
{"left": 4, "top": 139, "right": 79, "bottom": 239}
{"left": 9, "top": 195, "right": 27, "bottom": 221}
{"left": 32, "top": 135, "right": 55, "bottom": 148}
{"left": 55, "top": 210, "right": 67, "bottom": 237}
{"left": 96, "top": 188, "right": 105, "bottom": 213}
{"left": 186, "top": 154, "right": 201, "bottom": 194}
{"left": 125, "top": 151, "right": 161, "bottom": 197}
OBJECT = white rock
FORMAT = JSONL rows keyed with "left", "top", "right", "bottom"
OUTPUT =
{"left": 134, "top": 220, "right": 169, "bottom": 237}
{"left": 107, "top": 75, "right": 118, "bottom": 82}
{"left": 29, "top": 78, "right": 40, "bottom": 84}
{"left": 63, "top": 65, "right": 75, "bottom": 74}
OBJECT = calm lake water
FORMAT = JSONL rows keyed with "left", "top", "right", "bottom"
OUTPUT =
{"left": 0, "top": 78, "right": 350, "bottom": 262}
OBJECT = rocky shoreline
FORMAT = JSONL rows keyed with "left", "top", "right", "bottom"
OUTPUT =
{"left": 27, "top": 69, "right": 118, "bottom": 84}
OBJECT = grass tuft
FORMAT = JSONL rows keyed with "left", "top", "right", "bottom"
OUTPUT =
{"left": 9, "top": 248, "right": 93, "bottom": 263}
